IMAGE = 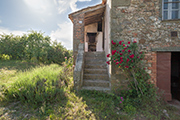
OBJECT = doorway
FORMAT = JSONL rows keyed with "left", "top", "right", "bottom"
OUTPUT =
{"left": 87, "top": 33, "right": 97, "bottom": 52}
{"left": 171, "top": 52, "right": 180, "bottom": 101}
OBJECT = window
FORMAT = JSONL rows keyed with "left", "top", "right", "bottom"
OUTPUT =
{"left": 162, "top": 0, "right": 180, "bottom": 20}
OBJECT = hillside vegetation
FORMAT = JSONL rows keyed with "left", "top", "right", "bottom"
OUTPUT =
{"left": 0, "top": 31, "right": 72, "bottom": 64}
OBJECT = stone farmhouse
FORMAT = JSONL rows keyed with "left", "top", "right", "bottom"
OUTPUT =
{"left": 69, "top": 0, "right": 180, "bottom": 101}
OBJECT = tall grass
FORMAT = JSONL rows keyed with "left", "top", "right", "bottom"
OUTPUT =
{"left": 0, "top": 64, "right": 70, "bottom": 107}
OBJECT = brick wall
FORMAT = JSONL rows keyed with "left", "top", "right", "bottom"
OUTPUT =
{"left": 72, "top": 13, "right": 85, "bottom": 64}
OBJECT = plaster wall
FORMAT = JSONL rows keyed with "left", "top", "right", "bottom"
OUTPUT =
{"left": 104, "top": 0, "right": 111, "bottom": 75}
{"left": 96, "top": 32, "right": 103, "bottom": 51}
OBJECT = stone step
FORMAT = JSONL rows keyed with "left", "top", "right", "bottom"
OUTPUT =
{"left": 83, "top": 74, "right": 109, "bottom": 80}
{"left": 81, "top": 86, "right": 111, "bottom": 92}
{"left": 85, "top": 59, "right": 106, "bottom": 64}
{"left": 84, "top": 64, "right": 107, "bottom": 69}
{"left": 85, "top": 52, "right": 105, "bottom": 57}
{"left": 84, "top": 68, "right": 107, "bottom": 74}
{"left": 83, "top": 80, "right": 110, "bottom": 87}
{"left": 85, "top": 57, "right": 106, "bottom": 61}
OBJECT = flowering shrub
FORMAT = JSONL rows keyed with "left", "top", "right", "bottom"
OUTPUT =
{"left": 107, "top": 40, "right": 153, "bottom": 97}
{"left": 106, "top": 40, "right": 144, "bottom": 70}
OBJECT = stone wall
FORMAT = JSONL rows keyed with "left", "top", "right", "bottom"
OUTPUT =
{"left": 110, "top": 0, "right": 180, "bottom": 91}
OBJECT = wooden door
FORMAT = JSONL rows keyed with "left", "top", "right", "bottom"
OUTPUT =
{"left": 157, "top": 52, "right": 172, "bottom": 101}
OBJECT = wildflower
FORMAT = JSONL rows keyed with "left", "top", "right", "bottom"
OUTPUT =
{"left": 137, "top": 56, "right": 140, "bottom": 58}
{"left": 125, "top": 66, "right": 129, "bottom": 68}
{"left": 73, "top": 65, "right": 75, "bottom": 67}
{"left": 123, "top": 44, "right": 125, "bottom": 46}
{"left": 116, "top": 62, "right": 119, "bottom": 65}
{"left": 127, "top": 45, "right": 129, "bottom": 47}
{"left": 131, "top": 60, "right": 133, "bottom": 62}
{"left": 120, "top": 97, "right": 124, "bottom": 101}
{"left": 120, "top": 57, "right": 123, "bottom": 60}
{"left": 128, "top": 50, "right": 131, "bottom": 53}
{"left": 112, "top": 50, "right": 117, "bottom": 55}
{"left": 128, "top": 41, "right": 130, "bottom": 44}
{"left": 122, "top": 50, "right": 125, "bottom": 52}
{"left": 119, "top": 41, "right": 122, "bottom": 45}
{"left": 65, "top": 57, "right": 67, "bottom": 59}
{"left": 120, "top": 101, "right": 122, "bottom": 104}
{"left": 140, "top": 52, "right": 142, "bottom": 54}
{"left": 107, "top": 54, "right": 110, "bottom": 57}
{"left": 119, "top": 53, "right": 123, "bottom": 55}
{"left": 124, "top": 47, "right": 127, "bottom": 50}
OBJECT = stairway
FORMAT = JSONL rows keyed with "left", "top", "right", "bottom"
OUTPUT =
{"left": 82, "top": 52, "right": 111, "bottom": 92}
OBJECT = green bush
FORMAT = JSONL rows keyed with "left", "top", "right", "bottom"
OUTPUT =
{"left": 1, "top": 64, "right": 69, "bottom": 107}
{"left": 0, "top": 54, "right": 12, "bottom": 60}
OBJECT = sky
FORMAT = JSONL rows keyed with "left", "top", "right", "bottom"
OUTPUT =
{"left": 0, "top": 0, "right": 101, "bottom": 50}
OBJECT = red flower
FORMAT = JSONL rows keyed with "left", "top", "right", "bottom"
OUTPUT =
{"left": 122, "top": 50, "right": 125, "bottom": 52}
{"left": 106, "top": 61, "right": 110, "bottom": 65}
{"left": 107, "top": 54, "right": 110, "bottom": 57}
{"left": 123, "top": 44, "right": 125, "bottom": 46}
{"left": 127, "top": 58, "right": 130, "bottom": 62}
{"left": 140, "top": 52, "right": 142, "bottom": 54}
{"left": 128, "top": 41, "right": 131, "bottom": 44}
{"left": 122, "top": 40, "right": 124, "bottom": 42}
{"left": 128, "top": 50, "right": 131, "bottom": 53}
{"left": 137, "top": 56, "right": 140, "bottom": 58}
{"left": 133, "top": 66, "right": 135, "bottom": 68}
{"left": 120, "top": 57, "right": 123, "bottom": 60}
{"left": 131, "top": 60, "right": 133, "bottom": 62}
{"left": 119, "top": 53, "right": 123, "bottom": 55}
{"left": 111, "top": 40, "right": 116, "bottom": 45}
{"left": 124, "top": 47, "right": 127, "bottom": 50}
{"left": 133, "top": 41, "right": 137, "bottom": 43}
{"left": 127, "top": 45, "right": 129, "bottom": 47}
{"left": 130, "top": 54, "right": 134, "bottom": 58}
{"left": 120, "top": 60, "right": 123, "bottom": 63}
{"left": 125, "top": 66, "right": 129, "bottom": 68}
{"left": 116, "top": 62, "right": 119, "bottom": 65}
{"left": 119, "top": 41, "right": 122, "bottom": 45}
{"left": 111, "top": 50, "right": 117, "bottom": 55}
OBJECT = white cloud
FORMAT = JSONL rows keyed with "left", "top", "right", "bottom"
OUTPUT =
{"left": 0, "top": 27, "right": 27, "bottom": 36}
{"left": 50, "top": 22, "right": 73, "bottom": 50}
{"left": 55, "top": 0, "right": 92, "bottom": 14}
{"left": 78, "top": 0, "right": 91, "bottom": 1}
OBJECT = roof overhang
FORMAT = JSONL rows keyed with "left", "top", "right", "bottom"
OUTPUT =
{"left": 69, "top": 4, "right": 106, "bottom": 26}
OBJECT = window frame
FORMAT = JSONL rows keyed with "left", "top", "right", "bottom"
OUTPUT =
{"left": 162, "top": 0, "right": 180, "bottom": 20}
